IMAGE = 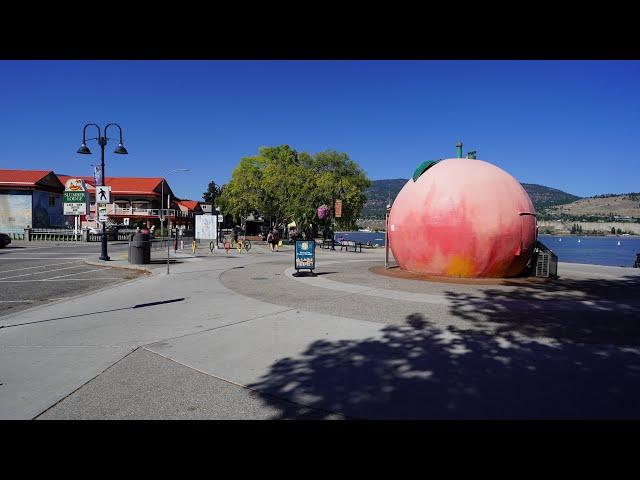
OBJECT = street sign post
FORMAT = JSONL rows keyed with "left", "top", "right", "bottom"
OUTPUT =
{"left": 98, "top": 206, "right": 107, "bottom": 222}
{"left": 123, "top": 218, "right": 130, "bottom": 226}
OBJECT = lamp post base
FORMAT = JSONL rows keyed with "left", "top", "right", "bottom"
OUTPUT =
{"left": 100, "top": 221, "right": 110, "bottom": 261}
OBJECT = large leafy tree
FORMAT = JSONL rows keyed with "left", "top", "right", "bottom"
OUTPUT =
{"left": 218, "top": 145, "right": 370, "bottom": 233}
{"left": 301, "top": 149, "right": 371, "bottom": 230}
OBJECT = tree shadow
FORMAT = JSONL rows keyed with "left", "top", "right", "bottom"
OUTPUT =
{"left": 443, "top": 274, "right": 640, "bottom": 346}
{"left": 247, "top": 275, "right": 640, "bottom": 419}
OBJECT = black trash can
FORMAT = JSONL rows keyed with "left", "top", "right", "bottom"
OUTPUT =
{"left": 128, "top": 232, "right": 151, "bottom": 264}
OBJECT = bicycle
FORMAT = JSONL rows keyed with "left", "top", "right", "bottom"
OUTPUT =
{"left": 236, "top": 236, "right": 251, "bottom": 253}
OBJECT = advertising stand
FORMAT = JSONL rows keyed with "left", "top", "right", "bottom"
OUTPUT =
{"left": 294, "top": 239, "right": 316, "bottom": 276}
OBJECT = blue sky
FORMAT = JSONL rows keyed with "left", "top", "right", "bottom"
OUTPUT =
{"left": 1, "top": 60, "right": 638, "bottom": 200}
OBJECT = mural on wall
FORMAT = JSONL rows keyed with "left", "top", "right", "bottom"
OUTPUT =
{"left": 388, "top": 158, "right": 537, "bottom": 278}
{"left": 0, "top": 192, "right": 32, "bottom": 233}
{"left": 32, "top": 190, "right": 64, "bottom": 228}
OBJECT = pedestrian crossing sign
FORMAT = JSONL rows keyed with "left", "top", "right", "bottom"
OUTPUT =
{"left": 96, "top": 186, "right": 112, "bottom": 204}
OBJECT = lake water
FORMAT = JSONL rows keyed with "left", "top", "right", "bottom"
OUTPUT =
{"left": 335, "top": 231, "right": 640, "bottom": 268}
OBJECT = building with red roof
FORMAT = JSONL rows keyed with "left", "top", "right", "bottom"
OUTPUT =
{"left": 61, "top": 175, "right": 196, "bottom": 230}
{"left": 177, "top": 200, "right": 202, "bottom": 214}
{"left": 1, "top": 169, "right": 201, "bottom": 234}
{"left": 0, "top": 169, "right": 65, "bottom": 233}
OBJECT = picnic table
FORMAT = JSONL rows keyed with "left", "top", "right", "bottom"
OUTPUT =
{"left": 339, "top": 240, "right": 363, "bottom": 252}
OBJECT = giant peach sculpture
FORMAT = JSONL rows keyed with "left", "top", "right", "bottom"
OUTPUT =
{"left": 388, "top": 158, "right": 537, "bottom": 278}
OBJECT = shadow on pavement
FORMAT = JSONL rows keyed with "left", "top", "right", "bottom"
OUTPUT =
{"left": 0, "top": 298, "right": 185, "bottom": 329}
{"left": 247, "top": 275, "right": 640, "bottom": 419}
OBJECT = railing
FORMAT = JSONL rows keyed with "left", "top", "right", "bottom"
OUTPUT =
{"left": 94, "top": 206, "right": 194, "bottom": 218}
{"left": 4, "top": 228, "right": 28, "bottom": 240}
{"left": 145, "top": 235, "right": 195, "bottom": 252}
{"left": 88, "top": 229, "right": 138, "bottom": 242}
{"left": 30, "top": 228, "right": 83, "bottom": 242}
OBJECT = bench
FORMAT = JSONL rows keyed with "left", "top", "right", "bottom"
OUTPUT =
{"left": 319, "top": 239, "right": 334, "bottom": 249}
{"left": 339, "top": 240, "right": 362, "bottom": 252}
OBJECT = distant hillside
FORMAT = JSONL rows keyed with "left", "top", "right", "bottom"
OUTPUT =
{"left": 360, "top": 179, "right": 407, "bottom": 218}
{"left": 361, "top": 179, "right": 581, "bottom": 218}
{"left": 545, "top": 193, "right": 640, "bottom": 219}
{"left": 520, "top": 183, "right": 581, "bottom": 210}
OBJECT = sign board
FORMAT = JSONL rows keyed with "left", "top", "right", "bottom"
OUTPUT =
{"left": 217, "top": 215, "right": 224, "bottom": 223}
{"left": 295, "top": 240, "right": 316, "bottom": 271}
{"left": 123, "top": 218, "right": 130, "bottom": 226}
{"left": 96, "top": 186, "right": 112, "bottom": 204}
{"left": 335, "top": 199, "right": 342, "bottom": 218}
{"left": 63, "top": 201, "right": 88, "bottom": 216}
{"left": 195, "top": 214, "right": 217, "bottom": 240}
{"left": 98, "top": 206, "right": 108, "bottom": 222}
{"left": 63, "top": 178, "right": 89, "bottom": 215}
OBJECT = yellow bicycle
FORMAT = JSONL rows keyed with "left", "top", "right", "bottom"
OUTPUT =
{"left": 236, "top": 236, "right": 252, "bottom": 253}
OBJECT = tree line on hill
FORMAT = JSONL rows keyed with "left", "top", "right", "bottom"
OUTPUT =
{"left": 360, "top": 179, "right": 583, "bottom": 219}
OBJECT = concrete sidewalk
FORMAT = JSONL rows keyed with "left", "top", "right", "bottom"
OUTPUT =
{"left": 2, "top": 244, "right": 640, "bottom": 419}
{"left": 0, "top": 244, "right": 381, "bottom": 419}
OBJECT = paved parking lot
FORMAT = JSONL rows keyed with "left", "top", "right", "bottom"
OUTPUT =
{"left": 0, "top": 242, "right": 145, "bottom": 317}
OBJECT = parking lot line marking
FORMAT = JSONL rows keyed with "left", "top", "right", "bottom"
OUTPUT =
{"left": 46, "top": 268, "right": 110, "bottom": 280}
{"left": 0, "top": 252, "right": 98, "bottom": 256}
{"left": 0, "top": 278, "right": 125, "bottom": 282}
{"left": 1, "top": 264, "right": 89, "bottom": 280}
{"left": 0, "top": 300, "right": 34, "bottom": 303}
{"left": 0, "top": 260, "right": 82, "bottom": 274}
{"left": 0, "top": 257, "right": 92, "bottom": 260}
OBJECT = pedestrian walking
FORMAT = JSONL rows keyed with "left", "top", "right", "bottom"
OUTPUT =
{"left": 267, "top": 231, "right": 274, "bottom": 252}
{"left": 272, "top": 229, "right": 280, "bottom": 252}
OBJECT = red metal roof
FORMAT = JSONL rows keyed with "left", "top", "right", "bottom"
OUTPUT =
{"left": 103, "top": 177, "right": 164, "bottom": 195}
{"left": 55, "top": 174, "right": 164, "bottom": 195}
{"left": 177, "top": 200, "right": 200, "bottom": 211}
{"left": 0, "top": 169, "right": 54, "bottom": 186}
{"left": 56, "top": 175, "right": 96, "bottom": 189}
{"left": 4, "top": 171, "right": 168, "bottom": 196}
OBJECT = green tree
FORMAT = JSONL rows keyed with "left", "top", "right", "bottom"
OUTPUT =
{"left": 300, "top": 149, "right": 371, "bottom": 230}
{"left": 218, "top": 145, "right": 371, "bottom": 233}
{"left": 202, "top": 180, "right": 222, "bottom": 207}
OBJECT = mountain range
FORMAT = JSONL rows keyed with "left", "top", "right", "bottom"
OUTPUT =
{"left": 361, "top": 179, "right": 582, "bottom": 218}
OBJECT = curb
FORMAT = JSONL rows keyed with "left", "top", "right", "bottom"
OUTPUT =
{"left": 83, "top": 258, "right": 154, "bottom": 275}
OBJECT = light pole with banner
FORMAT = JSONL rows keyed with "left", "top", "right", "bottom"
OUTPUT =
{"left": 331, "top": 185, "right": 345, "bottom": 251}
{"left": 385, "top": 194, "right": 391, "bottom": 269}
{"left": 160, "top": 168, "right": 189, "bottom": 238}
{"left": 77, "top": 123, "right": 128, "bottom": 261}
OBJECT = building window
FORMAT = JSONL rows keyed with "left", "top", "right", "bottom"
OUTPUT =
{"left": 48, "top": 196, "right": 56, "bottom": 206}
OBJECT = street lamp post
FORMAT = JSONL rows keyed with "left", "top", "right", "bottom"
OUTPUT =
{"left": 77, "top": 123, "right": 128, "bottom": 261}
{"left": 160, "top": 168, "right": 189, "bottom": 237}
